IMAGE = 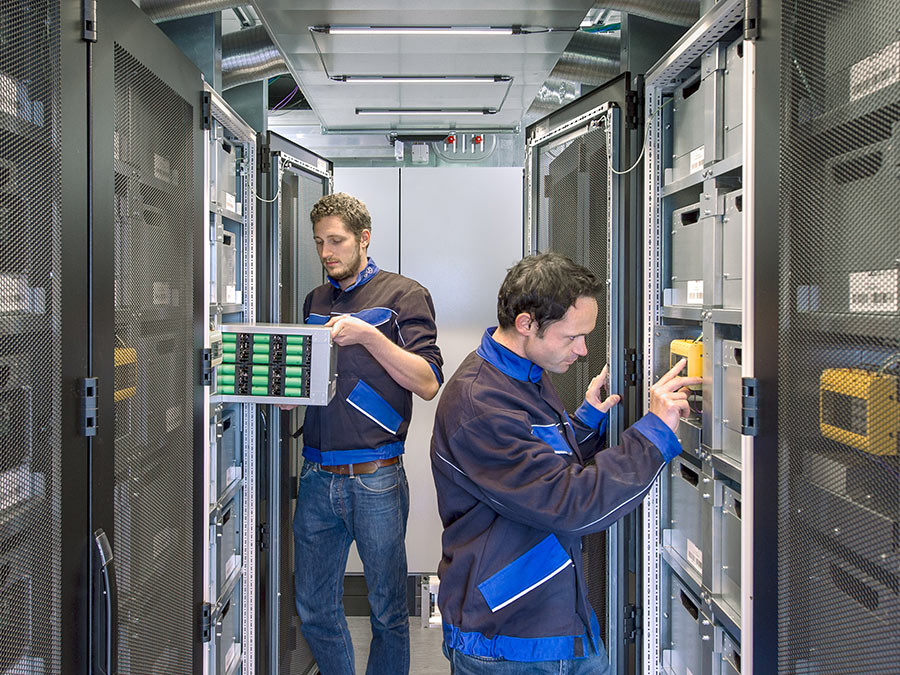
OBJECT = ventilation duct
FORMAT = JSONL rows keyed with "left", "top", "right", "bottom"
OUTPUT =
{"left": 600, "top": 0, "right": 699, "bottom": 27}
{"left": 222, "top": 25, "right": 289, "bottom": 90}
{"left": 525, "top": 31, "right": 621, "bottom": 125}
{"left": 140, "top": 0, "right": 242, "bottom": 23}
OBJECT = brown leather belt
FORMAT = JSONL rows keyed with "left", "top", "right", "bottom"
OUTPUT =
{"left": 319, "top": 456, "right": 399, "bottom": 475}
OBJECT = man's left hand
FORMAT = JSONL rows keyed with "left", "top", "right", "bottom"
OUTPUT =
{"left": 325, "top": 314, "right": 379, "bottom": 347}
{"left": 585, "top": 364, "right": 621, "bottom": 413}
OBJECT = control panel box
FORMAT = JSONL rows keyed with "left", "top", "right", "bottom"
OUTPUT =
{"left": 215, "top": 323, "right": 336, "bottom": 406}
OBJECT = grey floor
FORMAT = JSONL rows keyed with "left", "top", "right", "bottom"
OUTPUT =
{"left": 347, "top": 615, "right": 448, "bottom": 675}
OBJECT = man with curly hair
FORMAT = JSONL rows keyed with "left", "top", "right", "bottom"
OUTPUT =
{"left": 292, "top": 192, "right": 443, "bottom": 675}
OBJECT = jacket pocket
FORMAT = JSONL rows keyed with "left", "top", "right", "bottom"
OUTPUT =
{"left": 477, "top": 535, "right": 573, "bottom": 613}
{"left": 346, "top": 379, "right": 403, "bottom": 434}
{"left": 531, "top": 423, "right": 573, "bottom": 455}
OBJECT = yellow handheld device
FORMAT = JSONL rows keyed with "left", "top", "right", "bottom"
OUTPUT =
{"left": 820, "top": 368, "right": 899, "bottom": 456}
{"left": 670, "top": 339, "right": 703, "bottom": 389}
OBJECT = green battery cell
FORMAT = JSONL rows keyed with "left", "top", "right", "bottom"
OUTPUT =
{"left": 285, "top": 366, "right": 304, "bottom": 377}
{"left": 218, "top": 384, "right": 235, "bottom": 394}
{"left": 251, "top": 376, "right": 269, "bottom": 387}
{"left": 252, "top": 366, "right": 270, "bottom": 375}
{"left": 252, "top": 353, "right": 269, "bottom": 364}
{"left": 222, "top": 342, "right": 236, "bottom": 353}
{"left": 219, "top": 364, "right": 235, "bottom": 375}
{"left": 284, "top": 376, "right": 304, "bottom": 389}
{"left": 252, "top": 344, "right": 270, "bottom": 354}
{"left": 284, "top": 387, "right": 303, "bottom": 397}
{"left": 222, "top": 332, "right": 237, "bottom": 343}
{"left": 253, "top": 334, "right": 271, "bottom": 343}
{"left": 218, "top": 373, "right": 235, "bottom": 385}
{"left": 251, "top": 386, "right": 268, "bottom": 396}
{"left": 285, "top": 344, "right": 304, "bottom": 355}
{"left": 285, "top": 354, "right": 304, "bottom": 365}
{"left": 286, "top": 335, "right": 304, "bottom": 344}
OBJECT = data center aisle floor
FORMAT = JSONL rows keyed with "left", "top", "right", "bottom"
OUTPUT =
{"left": 347, "top": 616, "right": 447, "bottom": 674}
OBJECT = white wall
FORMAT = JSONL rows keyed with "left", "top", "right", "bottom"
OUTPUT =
{"left": 334, "top": 167, "right": 523, "bottom": 574}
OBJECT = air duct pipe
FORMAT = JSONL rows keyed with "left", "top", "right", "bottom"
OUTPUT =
{"left": 222, "top": 26, "right": 289, "bottom": 90}
{"left": 140, "top": 0, "right": 242, "bottom": 23}
{"left": 598, "top": 0, "right": 699, "bottom": 27}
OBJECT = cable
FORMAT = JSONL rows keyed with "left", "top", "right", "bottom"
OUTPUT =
{"left": 271, "top": 85, "right": 298, "bottom": 111}
{"left": 253, "top": 161, "right": 289, "bottom": 203}
{"left": 610, "top": 96, "right": 675, "bottom": 176}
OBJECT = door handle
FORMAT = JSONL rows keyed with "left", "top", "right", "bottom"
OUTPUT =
{"left": 92, "top": 528, "right": 117, "bottom": 675}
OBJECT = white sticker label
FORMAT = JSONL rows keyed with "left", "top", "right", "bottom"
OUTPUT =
{"left": 235, "top": 200, "right": 242, "bottom": 216}
{"left": 317, "top": 158, "right": 328, "bottom": 172}
{"left": 0, "top": 274, "right": 29, "bottom": 312}
{"left": 225, "top": 192, "right": 236, "bottom": 213}
{"left": 849, "top": 269, "right": 898, "bottom": 313}
{"left": 850, "top": 41, "right": 900, "bottom": 101}
{"left": 225, "top": 284, "right": 236, "bottom": 304}
{"left": 689, "top": 146, "right": 705, "bottom": 173}
{"left": 165, "top": 406, "right": 181, "bottom": 433}
{"left": 687, "top": 538, "right": 703, "bottom": 571}
{"left": 152, "top": 281, "right": 170, "bottom": 305}
{"left": 153, "top": 153, "right": 171, "bottom": 182}
{"left": 687, "top": 280, "right": 704, "bottom": 305}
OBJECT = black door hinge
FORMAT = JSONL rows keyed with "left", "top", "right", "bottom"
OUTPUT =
{"left": 199, "top": 602, "right": 212, "bottom": 643}
{"left": 624, "top": 90, "right": 641, "bottom": 130}
{"left": 259, "top": 143, "right": 272, "bottom": 174}
{"left": 624, "top": 348, "right": 639, "bottom": 385}
{"left": 744, "top": 0, "right": 760, "bottom": 40}
{"left": 201, "top": 92, "right": 211, "bottom": 130}
{"left": 624, "top": 604, "right": 641, "bottom": 643}
{"left": 79, "top": 377, "right": 98, "bottom": 436}
{"left": 201, "top": 348, "right": 213, "bottom": 385}
{"left": 82, "top": 0, "right": 97, "bottom": 42}
{"left": 258, "top": 523, "right": 269, "bottom": 551}
{"left": 741, "top": 377, "right": 760, "bottom": 436}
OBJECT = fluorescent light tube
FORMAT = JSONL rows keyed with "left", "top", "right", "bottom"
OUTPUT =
{"left": 355, "top": 108, "right": 497, "bottom": 116}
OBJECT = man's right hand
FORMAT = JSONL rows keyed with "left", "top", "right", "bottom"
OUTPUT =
{"left": 648, "top": 359, "right": 703, "bottom": 432}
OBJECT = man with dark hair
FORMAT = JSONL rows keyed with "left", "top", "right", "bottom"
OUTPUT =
{"left": 431, "top": 252, "right": 700, "bottom": 674}
{"left": 293, "top": 192, "right": 443, "bottom": 675}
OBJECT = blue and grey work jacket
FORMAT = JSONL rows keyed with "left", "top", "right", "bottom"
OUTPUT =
{"left": 302, "top": 259, "right": 444, "bottom": 465}
{"left": 430, "top": 328, "right": 681, "bottom": 662}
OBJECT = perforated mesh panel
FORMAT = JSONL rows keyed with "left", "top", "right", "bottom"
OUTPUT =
{"left": 779, "top": 1, "right": 900, "bottom": 672}
{"left": 113, "top": 44, "right": 194, "bottom": 673}
{"left": 0, "top": 0, "right": 61, "bottom": 671}
{"left": 533, "top": 119, "right": 613, "bottom": 640}
{"left": 278, "top": 163, "right": 323, "bottom": 674}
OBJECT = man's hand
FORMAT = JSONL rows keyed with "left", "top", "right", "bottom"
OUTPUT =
{"left": 648, "top": 359, "right": 703, "bottom": 431}
{"left": 585, "top": 364, "right": 621, "bottom": 413}
{"left": 326, "top": 314, "right": 379, "bottom": 347}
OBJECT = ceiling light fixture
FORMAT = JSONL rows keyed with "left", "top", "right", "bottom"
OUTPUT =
{"left": 355, "top": 108, "right": 497, "bottom": 116}
{"left": 313, "top": 25, "right": 523, "bottom": 36}
{"left": 332, "top": 75, "right": 512, "bottom": 84}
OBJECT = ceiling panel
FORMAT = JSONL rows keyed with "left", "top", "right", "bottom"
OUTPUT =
{"left": 251, "top": 0, "right": 596, "bottom": 132}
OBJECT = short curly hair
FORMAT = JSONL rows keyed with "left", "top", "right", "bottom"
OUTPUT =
{"left": 497, "top": 253, "right": 602, "bottom": 336}
{"left": 309, "top": 192, "right": 372, "bottom": 242}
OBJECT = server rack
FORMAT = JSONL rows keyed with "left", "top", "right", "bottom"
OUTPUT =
{"left": 202, "top": 83, "right": 258, "bottom": 675}
{"left": 776, "top": 0, "right": 900, "bottom": 672}
{"left": 255, "top": 131, "right": 331, "bottom": 675}
{"left": 524, "top": 73, "right": 643, "bottom": 675}
{"left": 642, "top": 0, "right": 778, "bottom": 672}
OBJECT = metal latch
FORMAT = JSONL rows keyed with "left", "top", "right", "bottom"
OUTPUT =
{"left": 199, "top": 602, "right": 212, "bottom": 643}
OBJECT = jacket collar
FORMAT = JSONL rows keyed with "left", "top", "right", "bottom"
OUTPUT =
{"left": 328, "top": 257, "right": 379, "bottom": 292}
{"left": 476, "top": 327, "right": 543, "bottom": 384}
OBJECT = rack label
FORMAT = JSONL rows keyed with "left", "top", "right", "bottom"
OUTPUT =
{"left": 849, "top": 268, "right": 898, "bottom": 313}
{"left": 850, "top": 41, "right": 900, "bottom": 101}
{"left": 689, "top": 146, "right": 705, "bottom": 174}
{"left": 686, "top": 280, "right": 704, "bottom": 304}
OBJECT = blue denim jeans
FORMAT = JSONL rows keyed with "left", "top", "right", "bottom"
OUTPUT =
{"left": 294, "top": 459, "right": 410, "bottom": 675}
{"left": 443, "top": 641, "right": 611, "bottom": 675}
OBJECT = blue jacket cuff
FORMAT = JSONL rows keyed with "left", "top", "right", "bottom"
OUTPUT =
{"left": 632, "top": 413, "right": 682, "bottom": 462}
{"left": 574, "top": 400, "right": 608, "bottom": 429}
